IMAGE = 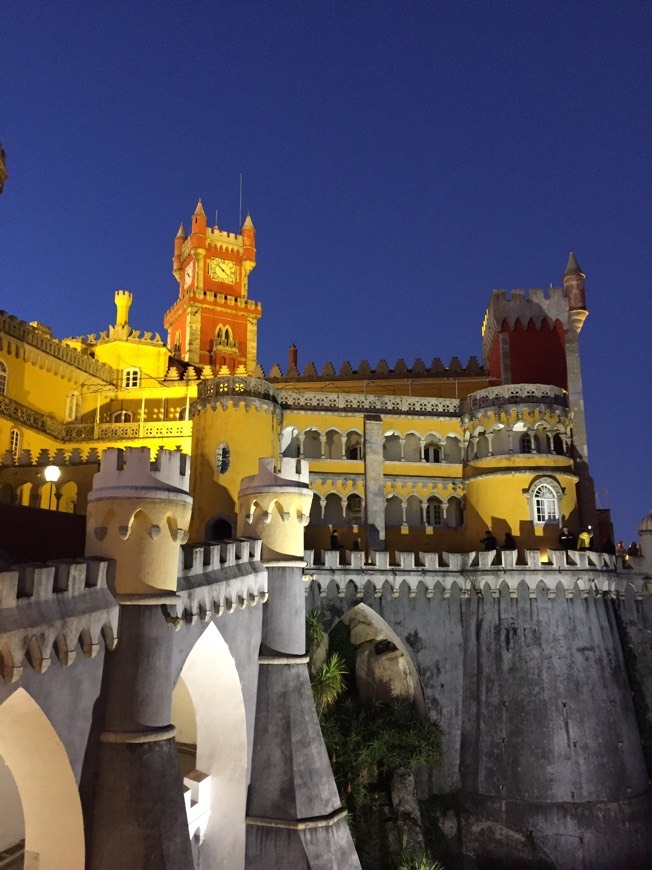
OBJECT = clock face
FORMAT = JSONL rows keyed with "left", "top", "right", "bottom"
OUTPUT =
{"left": 184, "top": 261, "right": 194, "bottom": 288}
{"left": 209, "top": 257, "right": 237, "bottom": 283}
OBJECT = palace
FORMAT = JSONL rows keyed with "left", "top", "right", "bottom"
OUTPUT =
{"left": 0, "top": 200, "right": 599, "bottom": 555}
{"left": 1, "top": 202, "right": 651, "bottom": 870}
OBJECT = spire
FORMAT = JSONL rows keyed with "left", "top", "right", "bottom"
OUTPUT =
{"left": 564, "top": 251, "right": 584, "bottom": 277}
{"left": 242, "top": 213, "right": 254, "bottom": 229}
{"left": 193, "top": 199, "right": 206, "bottom": 218}
{"left": 176, "top": 223, "right": 186, "bottom": 240}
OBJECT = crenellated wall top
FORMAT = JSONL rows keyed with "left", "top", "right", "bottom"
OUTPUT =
{"left": 266, "top": 354, "right": 485, "bottom": 382}
{"left": 0, "top": 310, "right": 113, "bottom": 379}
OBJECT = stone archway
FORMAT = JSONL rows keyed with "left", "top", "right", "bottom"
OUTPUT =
{"left": 0, "top": 688, "right": 84, "bottom": 868}
{"left": 174, "top": 621, "right": 248, "bottom": 869}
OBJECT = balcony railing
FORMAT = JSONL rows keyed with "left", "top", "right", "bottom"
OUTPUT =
{"left": 461, "top": 383, "right": 568, "bottom": 416}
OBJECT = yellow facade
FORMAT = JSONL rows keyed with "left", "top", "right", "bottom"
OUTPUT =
{"left": 0, "top": 203, "right": 593, "bottom": 558}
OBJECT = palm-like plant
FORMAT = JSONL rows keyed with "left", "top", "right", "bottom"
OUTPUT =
{"left": 311, "top": 652, "right": 348, "bottom": 716}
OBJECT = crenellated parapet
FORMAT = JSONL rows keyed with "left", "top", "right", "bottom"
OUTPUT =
{"left": 0, "top": 557, "right": 118, "bottom": 683}
{"left": 195, "top": 374, "right": 283, "bottom": 418}
{"left": 0, "top": 311, "right": 114, "bottom": 381}
{"left": 85, "top": 447, "right": 192, "bottom": 595}
{"left": 461, "top": 382, "right": 569, "bottom": 418}
{"left": 266, "top": 354, "right": 485, "bottom": 382}
{"left": 482, "top": 286, "right": 569, "bottom": 365}
{"left": 165, "top": 538, "right": 267, "bottom": 626}
{"left": 304, "top": 547, "right": 652, "bottom": 600}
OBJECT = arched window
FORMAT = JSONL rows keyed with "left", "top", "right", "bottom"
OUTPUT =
{"left": 216, "top": 442, "right": 230, "bottom": 474}
{"left": 426, "top": 497, "right": 443, "bottom": 527}
{"left": 533, "top": 483, "right": 558, "bottom": 523}
{"left": 520, "top": 433, "right": 533, "bottom": 454}
{"left": 345, "top": 432, "right": 363, "bottom": 461}
{"left": 173, "top": 332, "right": 181, "bottom": 355}
{"left": 9, "top": 428, "right": 21, "bottom": 458}
{"left": 224, "top": 327, "right": 232, "bottom": 344}
{"left": 64, "top": 391, "right": 81, "bottom": 422}
{"left": 178, "top": 406, "right": 189, "bottom": 421}
{"left": 112, "top": 410, "right": 133, "bottom": 423}
{"left": 123, "top": 367, "right": 140, "bottom": 389}
{"left": 424, "top": 441, "right": 440, "bottom": 463}
{"left": 0, "top": 359, "right": 7, "bottom": 394}
{"left": 345, "top": 493, "right": 363, "bottom": 521}
{"left": 215, "top": 326, "right": 224, "bottom": 344}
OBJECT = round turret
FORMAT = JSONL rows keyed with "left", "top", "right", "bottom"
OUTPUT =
{"left": 85, "top": 447, "right": 192, "bottom": 595}
{"left": 237, "top": 457, "right": 313, "bottom": 560}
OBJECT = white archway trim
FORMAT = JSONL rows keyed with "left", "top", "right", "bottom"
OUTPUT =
{"left": 178, "top": 621, "right": 247, "bottom": 869}
{"left": 0, "top": 689, "right": 84, "bottom": 868}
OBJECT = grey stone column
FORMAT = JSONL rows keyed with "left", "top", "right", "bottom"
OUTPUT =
{"left": 89, "top": 597, "right": 193, "bottom": 870}
{"left": 565, "top": 323, "right": 597, "bottom": 530}
{"left": 246, "top": 562, "right": 360, "bottom": 869}
{"left": 363, "top": 414, "right": 385, "bottom": 551}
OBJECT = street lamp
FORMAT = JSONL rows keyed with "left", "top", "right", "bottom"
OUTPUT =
{"left": 44, "top": 465, "right": 61, "bottom": 511}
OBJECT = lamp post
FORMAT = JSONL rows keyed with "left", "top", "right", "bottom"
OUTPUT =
{"left": 44, "top": 465, "right": 61, "bottom": 511}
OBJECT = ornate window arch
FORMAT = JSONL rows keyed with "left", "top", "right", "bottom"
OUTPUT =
{"left": 112, "top": 410, "right": 133, "bottom": 423}
{"left": 0, "top": 359, "right": 7, "bottom": 394}
{"left": 525, "top": 476, "right": 563, "bottom": 525}
{"left": 9, "top": 427, "right": 21, "bottom": 458}
{"left": 426, "top": 496, "right": 443, "bottom": 527}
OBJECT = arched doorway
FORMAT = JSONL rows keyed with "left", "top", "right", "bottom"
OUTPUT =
{"left": 173, "top": 622, "right": 248, "bottom": 868}
{"left": 204, "top": 515, "right": 234, "bottom": 541}
{"left": 0, "top": 689, "right": 85, "bottom": 868}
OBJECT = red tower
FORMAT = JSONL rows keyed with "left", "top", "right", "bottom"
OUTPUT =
{"left": 164, "top": 201, "right": 261, "bottom": 373}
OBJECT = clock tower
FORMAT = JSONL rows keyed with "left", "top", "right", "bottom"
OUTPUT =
{"left": 164, "top": 200, "right": 262, "bottom": 373}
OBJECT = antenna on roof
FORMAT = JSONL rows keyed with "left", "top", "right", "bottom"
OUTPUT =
{"left": 214, "top": 210, "right": 218, "bottom": 228}
{"left": 239, "top": 173, "right": 243, "bottom": 226}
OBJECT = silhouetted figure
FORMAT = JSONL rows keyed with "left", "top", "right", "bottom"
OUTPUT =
{"left": 480, "top": 530, "right": 497, "bottom": 551}
{"left": 559, "top": 527, "right": 576, "bottom": 550}
{"left": 627, "top": 541, "right": 640, "bottom": 558}
{"left": 503, "top": 532, "right": 517, "bottom": 550}
{"left": 330, "top": 529, "right": 340, "bottom": 550}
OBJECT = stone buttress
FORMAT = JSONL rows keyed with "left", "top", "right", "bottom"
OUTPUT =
{"left": 238, "top": 458, "right": 361, "bottom": 869}
{"left": 85, "top": 447, "right": 194, "bottom": 869}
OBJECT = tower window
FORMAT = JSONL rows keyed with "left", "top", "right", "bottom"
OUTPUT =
{"left": 0, "top": 360, "right": 7, "bottom": 395}
{"left": 123, "top": 367, "right": 140, "bottom": 389}
{"left": 520, "top": 434, "right": 533, "bottom": 454}
{"left": 216, "top": 442, "right": 230, "bottom": 474}
{"left": 9, "top": 428, "right": 21, "bottom": 458}
{"left": 533, "top": 484, "right": 558, "bottom": 522}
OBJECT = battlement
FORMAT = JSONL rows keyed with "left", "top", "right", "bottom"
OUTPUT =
{"left": 168, "top": 538, "right": 267, "bottom": 625}
{"left": 304, "top": 548, "right": 651, "bottom": 600}
{"left": 164, "top": 290, "right": 262, "bottom": 319}
{"left": 90, "top": 447, "right": 190, "bottom": 498}
{"left": 0, "top": 310, "right": 114, "bottom": 380}
{"left": 266, "top": 354, "right": 486, "bottom": 382}
{"left": 0, "top": 557, "right": 118, "bottom": 683}
{"left": 67, "top": 327, "right": 165, "bottom": 347}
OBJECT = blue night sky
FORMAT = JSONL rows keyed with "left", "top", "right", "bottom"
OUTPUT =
{"left": 1, "top": 1, "right": 650, "bottom": 541}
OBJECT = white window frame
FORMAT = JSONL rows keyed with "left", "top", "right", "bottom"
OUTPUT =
{"left": 9, "top": 428, "right": 21, "bottom": 458}
{"left": 0, "top": 360, "right": 7, "bottom": 395}
{"left": 112, "top": 410, "right": 133, "bottom": 423}
{"left": 123, "top": 367, "right": 141, "bottom": 389}
{"left": 426, "top": 499, "right": 443, "bottom": 527}
{"left": 525, "top": 476, "right": 563, "bottom": 526}
{"left": 65, "top": 391, "right": 82, "bottom": 422}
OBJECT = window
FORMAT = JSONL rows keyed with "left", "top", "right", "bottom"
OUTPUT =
{"left": 9, "top": 428, "right": 20, "bottom": 458}
{"left": 215, "top": 326, "right": 224, "bottom": 344}
{"left": 520, "top": 434, "right": 533, "bottom": 453}
{"left": 216, "top": 442, "right": 230, "bottom": 474}
{"left": 346, "top": 494, "right": 363, "bottom": 520}
{"left": 426, "top": 498, "right": 443, "bottom": 527}
{"left": 533, "top": 484, "right": 558, "bottom": 522}
{"left": 123, "top": 367, "right": 140, "bottom": 389}
{"left": 424, "top": 442, "right": 440, "bottom": 463}
{"left": 345, "top": 432, "right": 363, "bottom": 460}
{"left": 65, "top": 391, "right": 81, "bottom": 422}
{"left": 112, "top": 410, "right": 133, "bottom": 423}
{"left": 0, "top": 360, "right": 6, "bottom": 394}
